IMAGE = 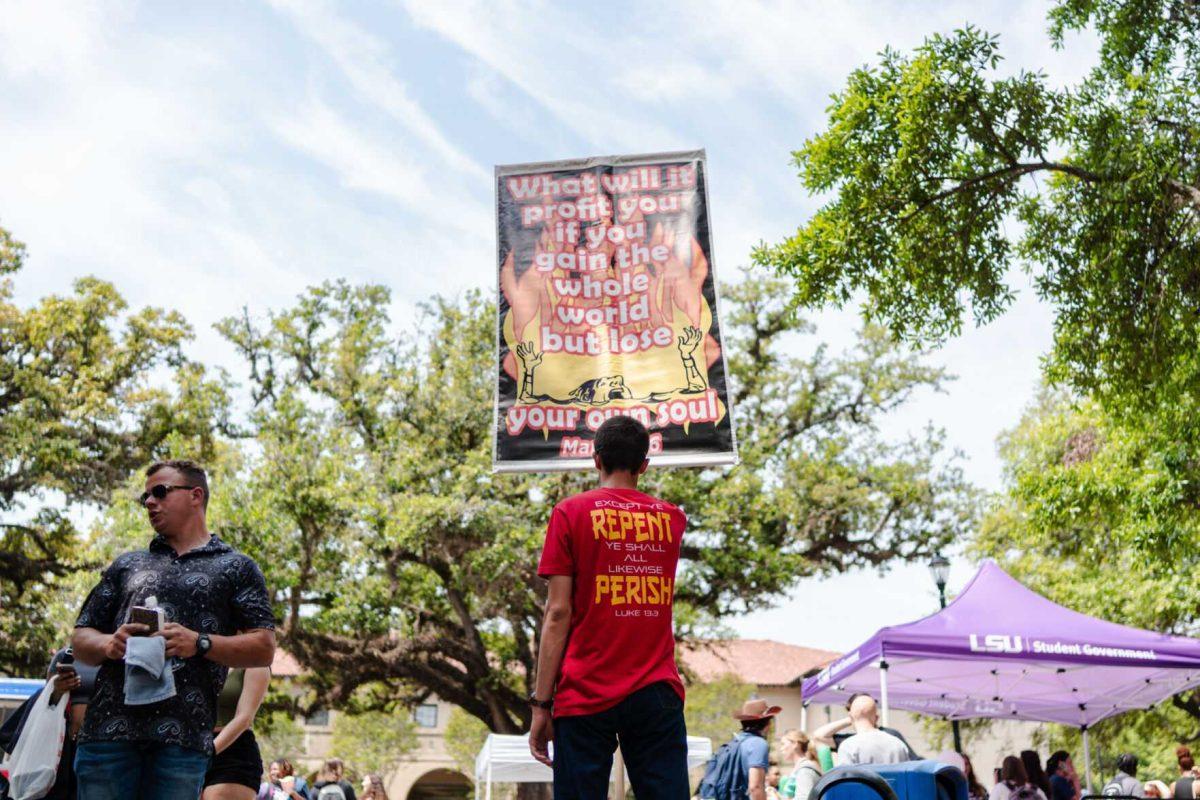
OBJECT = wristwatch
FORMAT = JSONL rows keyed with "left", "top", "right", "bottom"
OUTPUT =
{"left": 528, "top": 692, "right": 553, "bottom": 710}
{"left": 196, "top": 633, "right": 212, "bottom": 658}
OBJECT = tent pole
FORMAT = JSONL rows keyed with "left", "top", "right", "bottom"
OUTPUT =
{"left": 1082, "top": 726, "right": 1093, "bottom": 795}
{"left": 801, "top": 702, "right": 809, "bottom": 731}
{"left": 879, "top": 660, "right": 890, "bottom": 728}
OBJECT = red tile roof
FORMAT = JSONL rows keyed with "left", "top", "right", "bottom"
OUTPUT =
{"left": 680, "top": 639, "right": 840, "bottom": 686}
{"left": 268, "top": 638, "right": 839, "bottom": 687}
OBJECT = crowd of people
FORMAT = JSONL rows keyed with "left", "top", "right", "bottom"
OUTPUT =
{"left": 697, "top": 691, "right": 1200, "bottom": 800}
{"left": 520, "top": 415, "right": 1200, "bottom": 800}
{"left": 969, "top": 745, "right": 1200, "bottom": 800}
{"left": 258, "top": 758, "right": 388, "bottom": 800}
{"left": 696, "top": 692, "right": 919, "bottom": 799}
{"left": 1, "top": 419, "right": 1194, "bottom": 800}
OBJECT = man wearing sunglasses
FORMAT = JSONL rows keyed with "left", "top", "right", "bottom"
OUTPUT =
{"left": 71, "top": 460, "right": 276, "bottom": 800}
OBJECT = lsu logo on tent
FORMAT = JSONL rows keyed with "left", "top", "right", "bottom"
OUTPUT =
{"left": 968, "top": 634, "right": 1024, "bottom": 654}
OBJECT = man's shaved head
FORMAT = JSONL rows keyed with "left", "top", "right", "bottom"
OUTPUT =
{"left": 849, "top": 694, "right": 879, "bottom": 726}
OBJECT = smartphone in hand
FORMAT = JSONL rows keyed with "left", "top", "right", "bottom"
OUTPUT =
{"left": 128, "top": 605, "right": 164, "bottom": 634}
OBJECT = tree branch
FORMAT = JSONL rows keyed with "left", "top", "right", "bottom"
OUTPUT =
{"left": 900, "top": 161, "right": 1105, "bottom": 223}
{"left": 1167, "top": 179, "right": 1200, "bottom": 211}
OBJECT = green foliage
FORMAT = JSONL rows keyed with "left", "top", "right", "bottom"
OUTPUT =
{"left": 201, "top": 271, "right": 972, "bottom": 733}
{"left": 446, "top": 707, "right": 519, "bottom": 800}
{"left": 681, "top": 673, "right": 755, "bottom": 748}
{"left": 758, "top": 27, "right": 1056, "bottom": 340}
{"left": 444, "top": 707, "right": 490, "bottom": 776}
{"left": 10, "top": 221, "right": 971, "bottom": 732}
{"left": 758, "top": 3, "right": 1200, "bottom": 419}
{"left": 973, "top": 391, "right": 1200, "bottom": 768}
{"left": 330, "top": 709, "right": 417, "bottom": 776}
{"left": 256, "top": 709, "right": 306, "bottom": 763}
{"left": 1038, "top": 712, "right": 1187, "bottom": 784}
{"left": 0, "top": 223, "right": 232, "bottom": 673}
{"left": 914, "top": 716, "right": 997, "bottom": 754}
{"left": 977, "top": 392, "right": 1200, "bottom": 622}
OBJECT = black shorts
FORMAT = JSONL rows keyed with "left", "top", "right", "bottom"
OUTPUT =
{"left": 204, "top": 729, "right": 263, "bottom": 790}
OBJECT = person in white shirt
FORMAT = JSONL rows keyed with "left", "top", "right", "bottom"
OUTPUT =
{"left": 990, "top": 755, "right": 1049, "bottom": 800}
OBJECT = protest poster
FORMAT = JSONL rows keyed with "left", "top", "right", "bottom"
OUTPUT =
{"left": 494, "top": 150, "right": 737, "bottom": 472}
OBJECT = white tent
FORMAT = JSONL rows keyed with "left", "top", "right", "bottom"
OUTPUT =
{"left": 474, "top": 733, "right": 713, "bottom": 799}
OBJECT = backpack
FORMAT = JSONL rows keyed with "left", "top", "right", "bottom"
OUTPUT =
{"left": 1011, "top": 785, "right": 1041, "bottom": 800}
{"left": 1102, "top": 776, "right": 1139, "bottom": 798}
{"left": 698, "top": 732, "right": 752, "bottom": 800}
{"left": 317, "top": 785, "right": 348, "bottom": 800}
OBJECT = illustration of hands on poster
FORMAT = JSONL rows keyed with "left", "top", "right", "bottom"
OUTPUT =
{"left": 494, "top": 150, "right": 738, "bottom": 471}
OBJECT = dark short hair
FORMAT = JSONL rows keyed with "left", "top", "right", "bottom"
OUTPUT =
{"left": 593, "top": 416, "right": 649, "bottom": 473}
{"left": 1048, "top": 750, "right": 1071, "bottom": 776}
{"left": 1117, "top": 753, "right": 1138, "bottom": 775}
{"left": 146, "top": 459, "right": 209, "bottom": 508}
{"left": 741, "top": 717, "right": 772, "bottom": 734}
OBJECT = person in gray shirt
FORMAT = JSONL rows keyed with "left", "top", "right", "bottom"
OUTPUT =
{"left": 813, "top": 695, "right": 910, "bottom": 765}
{"left": 1103, "top": 754, "right": 1144, "bottom": 798}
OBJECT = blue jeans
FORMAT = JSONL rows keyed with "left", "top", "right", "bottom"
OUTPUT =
{"left": 552, "top": 681, "right": 690, "bottom": 800}
{"left": 75, "top": 740, "right": 210, "bottom": 800}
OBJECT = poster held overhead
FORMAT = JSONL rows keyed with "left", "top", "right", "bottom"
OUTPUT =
{"left": 494, "top": 150, "right": 737, "bottom": 472}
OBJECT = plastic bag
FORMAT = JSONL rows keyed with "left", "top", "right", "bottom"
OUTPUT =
{"left": 3, "top": 680, "right": 66, "bottom": 800}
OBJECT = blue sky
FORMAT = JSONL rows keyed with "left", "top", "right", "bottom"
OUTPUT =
{"left": 0, "top": 0, "right": 1098, "bottom": 650}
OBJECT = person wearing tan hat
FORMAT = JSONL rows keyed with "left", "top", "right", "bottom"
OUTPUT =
{"left": 732, "top": 699, "right": 783, "bottom": 800}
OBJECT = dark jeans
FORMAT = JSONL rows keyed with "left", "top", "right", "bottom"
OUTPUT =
{"left": 75, "top": 740, "right": 210, "bottom": 800}
{"left": 552, "top": 681, "right": 689, "bottom": 800}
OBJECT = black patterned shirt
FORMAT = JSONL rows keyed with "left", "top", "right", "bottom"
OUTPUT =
{"left": 74, "top": 534, "right": 275, "bottom": 754}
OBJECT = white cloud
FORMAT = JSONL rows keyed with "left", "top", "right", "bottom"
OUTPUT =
{"left": 0, "top": 0, "right": 116, "bottom": 77}
{"left": 464, "top": 65, "right": 566, "bottom": 153}
{"left": 401, "top": 0, "right": 687, "bottom": 154}
{"left": 614, "top": 61, "right": 733, "bottom": 105}
{"left": 681, "top": 0, "right": 1099, "bottom": 106}
{"left": 0, "top": 0, "right": 495, "bottom": 330}
{"left": 268, "top": 0, "right": 489, "bottom": 182}
{"left": 272, "top": 97, "right": 490, "bottom": 236}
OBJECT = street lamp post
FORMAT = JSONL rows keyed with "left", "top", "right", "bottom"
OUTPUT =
{"left": 928, "top": 554, "right": 963, "bottom": 753}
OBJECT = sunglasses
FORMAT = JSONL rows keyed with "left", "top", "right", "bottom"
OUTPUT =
{"left": 138, "top": 484, "right": 197, "bottom": 507}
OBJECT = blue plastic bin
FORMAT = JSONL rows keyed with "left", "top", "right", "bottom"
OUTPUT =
{"left": 815, "top": 760, "right": 969, "bottom": 800}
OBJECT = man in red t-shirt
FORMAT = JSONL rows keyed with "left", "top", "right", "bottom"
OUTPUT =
{"left": 529, "top": 416, "right": 689, "bottom": 799}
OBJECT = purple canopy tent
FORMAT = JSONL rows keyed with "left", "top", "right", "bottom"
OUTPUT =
{"left": 801, "top": 561, "right": 1200, "bottom": 789}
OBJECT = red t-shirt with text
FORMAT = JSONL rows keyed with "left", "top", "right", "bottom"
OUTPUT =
{"left": 537, "top": 487, "right": 686, "bottom": 718}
